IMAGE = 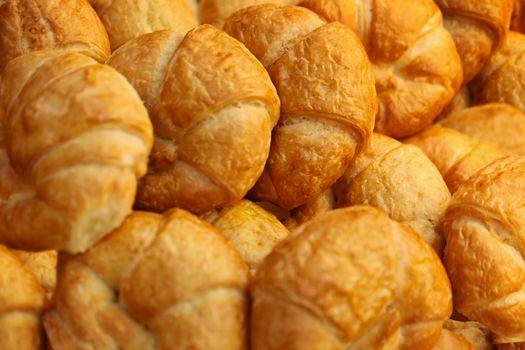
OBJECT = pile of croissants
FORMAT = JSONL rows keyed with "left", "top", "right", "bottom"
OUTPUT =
{"left": 2, "top": 0, "right": 525, "bottom": 349}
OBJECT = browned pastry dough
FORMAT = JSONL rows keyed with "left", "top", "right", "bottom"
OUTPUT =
{"left": 298, "top": 0, "right": 463, "bottom": 138}
{"left": 202, "top": 200, "right": 289, "bottom": 274}
{"left": 434, "top": 329, "right": 475, "bottom": 350}
{"left": 439, "top": 103, "right": 525, "bottom": 155}
{"left": 444, "top": 320, "right": 495, "bottom": 350}
{"left": 0, "top": 245, "right": 46, "bottom": 350}
{"left": 108, "top": 25, "right": 279, "bottom": 214}
{"left": 443, "top": 156, "right": 525, "bottom": 344}
{"left": 223, "top": 5, "right": 376, "bottom": 209}
{"left": 12, "top": 250, "right": 57, "bottom": 298}
{"left": 0, "top": 51, "right": 153, "bottom": 253}
{"left": 284, "top": 188, "right": 336, "bottom": 230}
{"left": 336, "top": 133, "right": 451, "bottom": 254}
{"left": 434, "top": 0, "right": 513, "bottom": 83}
{"left": 512, "top": 0, "right": 525, "bottom": 32}
{"left": 88, "top": 0, "right": 198, "bottom": 50}
{"left": 200, "top": 0, "right": 289, "bottom": 28}
{"left": 44, "top": 210, "right": 249, "bottom": 350}
{"left": 0, "top": 0, "right": 110, "bottom": 72}
{"left": 437, "top": 86, "right": 473, "bottom": 121}
{"left": 405, "top": 126, "right": 507, "bottom": 193}
{"left": 499, "top": 344, "right": 525, "bottom": 350}
{"left": 251, "top": 206, "right": 452, "bottom": 350}
{"left": 472, "top": 31, "right": 525, "bottom": 111}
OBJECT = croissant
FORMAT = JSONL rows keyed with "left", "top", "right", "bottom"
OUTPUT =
{"left": 512, "top": 0, "right": 525, "bottom": 32}
{"left": 405, "top": 126, "right": 507, "bottom": 193}
{"left": 107, "top": 26, "right": 279, "bottom": 213}
{"left": 434, "top": 0, "right": 513, "bottom": 83}
{"left": 438, "top": 86, "right": 473, "bottom": 121}
{"left": 11, "top": 250, "right": 57, "bottom": 298}
{"left": 335, "top": 133, "right": 451, "bottom": 254}
{"left": 434, "top": 330, "right": 475, "bottom": 350}
{"left": 443, "top": 155, "right": 525, "bottom": 344}
{"left": 0, "top": 0, "right": 110, "bottom": 72}
{"left": 223, "top": 4, "right": 376, "bottom": 209}
{"left": 0, "top": 245, "right": 46, "bottom": 350}
{"left": 444, "top": 320, "right": 495, "bottom": 350}
{"left": 44, "top": 210, "right": 249, "bottom": 350}
{"left": 88, "top": 0, "right": 198, "bottom": 50}
{"left": 284, "top": 188, "right": 336, "bottom": 230}
{"left": 201, "top": 200, "right": 289, "bottom": 274}
{"left": 252, "top": 206, "right": 452, "bottom": 349}
{"left": 499, "top": 344, "right": 525, "bottom": 350}
{"left": 0, "top": 51, "right": 153, "bottom": 253}
{"left": 472, "top": 31, "right": 525, "bottom": 112}
{"left": 439, "top": 103, "right": 525, "bottom": 155}
{"left": 200, "top": 0, "right": 289, "bottom": 28}
{"left": 298, "top": 0, "right": 463, "bottom": 137}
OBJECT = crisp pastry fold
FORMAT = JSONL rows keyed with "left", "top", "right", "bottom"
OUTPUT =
{"left": 223, "top": 4, "right": 376, "bottom": 209}
{"left": 443, "top": 156, "right": 525, "bottom": 344}
{"left": 0, "top": 245, "right": 46, "bottom": 350}
{"left": 44, "top": 210, "right": 249, "bottom": 350}
{"left": 0, "top": 50, "right": 153, "bottom": 253}
{"left": 298, "top": 0, "right": 463, "bottom": 137}
{"left": 336, "top": 133, "right": 451, "bottom": 254}
{"left": 251, "top": 206, "right": 452, "bottom": 350}
{"left": 0, "top": 0, "right": 110, "bottom": 71}
{"left": 200, "top": 0, "right": 289, "bottom": 28}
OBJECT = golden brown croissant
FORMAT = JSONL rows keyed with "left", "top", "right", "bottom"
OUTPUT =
{"left": 499, "top": 344, "right": 525, "bottom": 350}
{"left": 438, "top": 86, "right": 473, "bottom": 122}
{"left": 12, "top": 250, "right": 57, "bottom": 298}
{"left": 284, "top": 188, "right": 336, "bottom": 230}
{"left": 405, "top": 126, "right": 507, "bottom": 193}
{"left": 0, "top": 245, "right": 46, "bottom": 350}
{"left": 433, "top": 329, "right": 475, "bottom": 350}
{"left": 298, "top": 0, "right": 463, "bottom": 137}
{"left": 251, "top": 206, "right": 452, "bottom": 349}
{"left": 336, "top": 133, "right": 451, "bottom": 254}
{"left": 107, "top": 25, "right": 280, "bottom": 214}
{"left": 0, "top": 0, "right": 110, "bottom": 72}
{"left": 200, "top": 0, "right": 289, "bottom": 28}
{"left": 44, "top": 210, "right": 249, "bottom": 350}
{"left": 444, "top": 320, "right": 495, "bottom": 350}
{"left": 439, "top": 103, "right": 525, "bottom": 155}
{"left": 0, "top": 51, "right": 153, "bottom": 253}
{"left": 434, "top": 0, "right": 513, "bottom": 83}
{"left": 443, "top": 155, "right": 525, "bottom": 344}
{"left": 223, "top": 4, "right": 376, "bottom": 209}
{"left": 512, "top": 0, "right": 525, "bottom": 32}
{"left": 472, "top": 31, "right": 525, "bottom": 111}
{"left": 202, "top": 200, "right": 289, "bottom": 274}
{"left": 88, "top": 0, "right": 198, "bottom": 50}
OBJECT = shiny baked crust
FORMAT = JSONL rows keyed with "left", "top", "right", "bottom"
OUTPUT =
{"left": 251, "top": 206, "right": 452, "bottom": 349}
{"left": 11, "top": 250, "right": 57, "bottom": 298}
{"left": 202, "top": 199, "right": 289, "bottom": 274}
{"left": 336, "top": 133, "right": 451, "bottom": 254}
{"left": 443, "top": 156, "right": 525, "bottom": 344}
{"left": 224, "top": 4, "right": 376, "bottom": 209}
{"left": 108, "top": 25, "right": 279, "bottom": 214}
{"left": 299, "top": 0, "right": 463, "bottom": 137}
{"left": 0, "top": 51, "right": 153, "bottom": 253}
{"left": 89, "top": 0, "right": 198, "bottom": 50}
{"left": 434, "top": 329, "right": 475, "bottom": 350}
{"left": 444, "top": 319, "right": 495, "bottom": 350}
{"left": 435, "top": 0, "right": 513, "bottom": 83}
{"left": 44, "top": 210, "right": 249, "bottom": 350}
{"left": 200, "top": 0, "right": 288, "bottom": 28}
{"left": 0, "top": 0, "right": 110, "bottom": 71}
{"left": 0, "top": 245, "right": 46, "bottom": 350}
{"left": 405, "top": 126, "right": 507, "bottom": 193}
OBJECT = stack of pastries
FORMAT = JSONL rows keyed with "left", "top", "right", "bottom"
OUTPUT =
{"left": 1, "top": 0, "right": 525, "bottom": 349}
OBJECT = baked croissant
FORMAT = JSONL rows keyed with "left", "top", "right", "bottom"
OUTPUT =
{"left": 433, "top": 330, "right": 475, "bottom": 350}
{"left": 88, "top": 0, "right": 198, "bottom": 50}
{"left": 434, "top": 0, "right": 513, "bottom": 83}
{"left": 201, "top": 200, "right": 289, "bottom": 274}
{"left": 200, "top": 0, "right": 289, "bottom": 28}
{"left": 405, "top": 126, "right": 507, "bottom": 193}
{"left": 284, "top": 188, "right": 336, "bottom": 230}
{"left": 44, "top": 210, "right": 249, "bottom": 350}
{"left": 0, "top": 245, "right": 46, "bottom": 350}
{"left": 443, "top": 155, "right": 525, "bottom": 344}
{"left": 298, "top": 0, "right": 463, "bottom": 137}
{"left": 444, "top": 320, "right": 495, "bottom": 350}
{"left": 438, "top": 86, "right": 473, "bottom": 121}
{"left": 471, "top": 31, "right": 525, "bottom": 111}
{"left": 439, "top": 103, "right": 525, "bottom": 155}
{"left": 335, "top": 133, "right": 451, "bottom": 254}
{"left": 499, "top": 344, "right": 525, "bottom": 350}
{"left": 512, "top": 0, "right": 525, "bottom": 33}
{"left": 0, "top": 0, "right": 110, "bottom": 72}
{"left": 223, "top": 4, "right": 377, "bottom": 209}
{"left": 0, "top": 50, "right": 153, "bottom": 253}
{"left": 12, "top": 250, "right": 57, "bottom": 298}
{"left": 251, "top": 206, "right": 452, "bottom": 349}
